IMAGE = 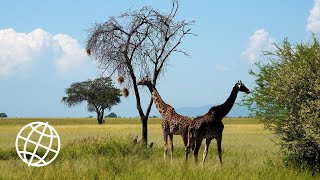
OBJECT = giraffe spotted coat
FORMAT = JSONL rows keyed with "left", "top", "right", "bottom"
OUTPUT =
{"left": 137, "top": 76, "right": 193, "bottom": 161}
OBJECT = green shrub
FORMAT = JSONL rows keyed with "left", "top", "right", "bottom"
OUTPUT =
{"left": 244, "top": 36, "right": 320, "bottom": 172}
{"left": 106, "top": 112, "right": 117, "bottom": 118}
{"left": 0, "top": 113, "right": 7, "bottom": 118}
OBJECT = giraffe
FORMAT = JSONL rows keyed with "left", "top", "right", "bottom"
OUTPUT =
{"left": 187, "top": 80, "right": 250, "bottom": 165}
{"left": 137, "top": 76, "right": 192, "bottom": 161}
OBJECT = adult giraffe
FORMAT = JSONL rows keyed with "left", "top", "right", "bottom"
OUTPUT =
{"left": 188, "top": 80, "right": 250, "bottom": 165}
{"left": 137, "top": 76, "right": 192, "bottom": 161}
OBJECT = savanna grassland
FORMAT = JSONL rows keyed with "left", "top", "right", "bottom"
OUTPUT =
{"left": 0, "top": 118, "right": 317, "bottom": 179}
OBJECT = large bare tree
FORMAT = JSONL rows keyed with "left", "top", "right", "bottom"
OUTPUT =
{"left": 86, "top": 0, "right": 193, "bottom": 144}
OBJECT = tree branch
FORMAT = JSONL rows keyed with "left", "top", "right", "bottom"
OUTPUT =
{"left": 145, "top": 97, "right": 154, "bottom": 118}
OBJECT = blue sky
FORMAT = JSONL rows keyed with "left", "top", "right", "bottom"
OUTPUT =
{"left": 0, "top": 0, "right": 318, "bottom": 118}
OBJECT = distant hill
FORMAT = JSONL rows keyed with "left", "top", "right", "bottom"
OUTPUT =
{"left": 175, "top": 104, "right": 249, "bottom": 118}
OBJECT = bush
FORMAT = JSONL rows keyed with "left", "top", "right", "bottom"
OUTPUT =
{"left": 106, "top": 112, "right": 117, "bottom": 118}
{"left": 244, "top": 36, "right": 320, "bottom": 172}
{"left": 0, "top": 113, "right": 7, "bottom": 118}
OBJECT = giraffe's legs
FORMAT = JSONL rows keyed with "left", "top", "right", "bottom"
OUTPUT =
{"left": 202, "top": 138, "right": 212, "bottom": 165}
{"left": 168, "top": 133, "right": 174, "bottom": 161}
{"left": 217, "top": 138, "right": 223, "bottom": 165}
{"left": 162, "top": 121, "right": 169, "bottom": 160}
{"left": 182, "top": 131, "right": 190, "bottom": 161}
{"left": 163, "top": 134, "right": 168, "bottom": 160}
{"left": 193, "top": 138, "right": 203, "bottom": 163}
{"left": 185, "top": 146, "right": 190, "bottom": 162}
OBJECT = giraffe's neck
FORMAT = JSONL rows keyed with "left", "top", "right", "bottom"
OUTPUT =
{"left": 147, "top": 85, "right": 168, "bottom": 116}
{"left": 217, "top": 86, "right": 239, "bottom": 117}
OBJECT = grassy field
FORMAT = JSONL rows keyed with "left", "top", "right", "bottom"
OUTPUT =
{"left": 0, "top": 117, "right": 317, "bottom": 179}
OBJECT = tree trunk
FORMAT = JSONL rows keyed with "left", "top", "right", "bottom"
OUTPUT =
{"left": 127, "top": 65, "right": 154, "bottom": 146}
{"left": 141, "top": 116, "right": 148, "bottom": 145}
{"left": 101, "top": 109, "right": 105, "bottom": 124}
{"left": 97, "top": 111, "right": 103, "bottom": 124}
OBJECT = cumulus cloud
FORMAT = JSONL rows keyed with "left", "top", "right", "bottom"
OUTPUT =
{"left": 241, "top": 29, "right": 275, "bottom": 64}
{"left": 54, "top": 34, "right": 88, "bottom": 73}
{"left": 0, "top": 28, "right": 89, "bottom": 77}
{"left": 307, "top": 0, "right": 320, "bottom": 33}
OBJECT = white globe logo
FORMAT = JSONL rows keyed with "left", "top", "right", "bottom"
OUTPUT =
{"left": 15, "top": 122, "right": 61, "bottom": 167}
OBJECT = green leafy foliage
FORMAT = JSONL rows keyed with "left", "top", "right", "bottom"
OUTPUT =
{"left": 106, "top": 112, "right": 117, "bottom": 118}
{"left": 62, "top": 77, "right": 121, "bottom": 124}
{"left": 244, "top": 36, "right": 320, "bottom": 172}
{"left": 0, "top": 113, "right": 7, "bottom": 118}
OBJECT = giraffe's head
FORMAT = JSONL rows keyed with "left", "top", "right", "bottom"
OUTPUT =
{"left": 235, "top": 80, "right": 250, "bottom": 94}
{"left": 137, "top": 76, "right": 153, "bottom": 89}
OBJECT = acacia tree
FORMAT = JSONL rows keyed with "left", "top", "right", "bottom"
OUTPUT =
{"left": 86, "top": 0, "right": 193, "bottom": 144}
{"left": 62, "top": 77, "right": 121, "bottom": 124}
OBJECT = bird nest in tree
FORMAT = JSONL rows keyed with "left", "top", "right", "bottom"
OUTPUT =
{"left": 117, "top": 76, "right": 124, "bottom": 84}
{"left": 121, "top": 88, "right": 129, "bottom": 97}
{"left": 86, "top": 48, "right": 91, "bottom": 56}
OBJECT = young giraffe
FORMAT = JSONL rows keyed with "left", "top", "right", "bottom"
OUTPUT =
{"left": 137, "top": 76, "right": 192, "bottom": 161}
{"left": 187, "top": 80, "right": 250, "bottom": 165}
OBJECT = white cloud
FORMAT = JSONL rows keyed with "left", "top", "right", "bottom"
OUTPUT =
{"left": 215, "top": 64, "right": 231, "bottom": 72}
{"left": 241, "top": 29, "right": 275, "bottom": 64}
{"left": 307, "top": 0, "right": 320, "bottom": 33}
{"left": 54, "top": 34, "right": 88, "bottom": 73}
{"left": 0, "top": 28, "right": 89, "bottom": 77}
